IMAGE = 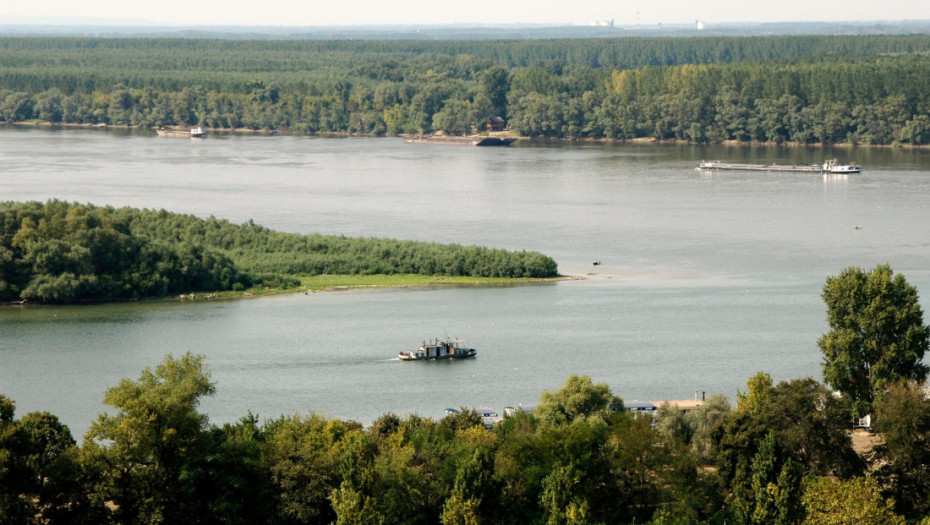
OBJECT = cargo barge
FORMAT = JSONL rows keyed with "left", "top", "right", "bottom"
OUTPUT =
{"left": 406, "top": 135, "right": 516, "bottom": 146}
{"left": 698, "top": 159, "right": 860, "bottom": 174}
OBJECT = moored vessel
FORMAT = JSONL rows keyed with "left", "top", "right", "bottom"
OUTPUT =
{"left": 698, "top": 158, "right": 860, "bottom": 174}
{"left": 405, "top": 134, "right": 515, "bottom": 146}
{"left": 156, "top": 126, "right": 207, "bottom": 138}
{"left": 398, "top": 338, "right": 477, "bottom": 360}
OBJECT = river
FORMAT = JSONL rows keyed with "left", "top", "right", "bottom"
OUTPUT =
{"left": 2, "top": 126, "right": 929, "bottom": 438}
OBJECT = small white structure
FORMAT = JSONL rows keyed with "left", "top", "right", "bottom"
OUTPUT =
{"left": 855, "top": 414, "right": 872, "bottom": 430}
{"left": 503, "top": 404, "right": 535, "bottom": 417}
{"left": 445, "top": 406, "right": 501, "bottom": 428}
{"left": 624, "top": 401, "right": 658, "bottom": 416}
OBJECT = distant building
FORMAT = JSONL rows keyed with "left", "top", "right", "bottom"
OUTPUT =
{"left": 625, "top": 401, "right": 658, "bottom": 415}
{"left": 487, "top": 116, "right": 506, "bottom": 131}
{"left": 590, "top": 19, "right": 615, "bottom": 27}
{"left": 695, "top": 20, "right": 706, "bottom": 30}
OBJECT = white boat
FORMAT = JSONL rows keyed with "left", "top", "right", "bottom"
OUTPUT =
{"left": 398, "top": 338, "right": 476, "bottom": 360}
{"left": 822, "top": 159, "right": 860, "bottom": 173}
{"left": 156, "top": 126, "right": 206, "bottom": 138}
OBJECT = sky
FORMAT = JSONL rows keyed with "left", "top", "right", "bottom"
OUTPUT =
{"left": 2, "top": 0, "right": 929, "bottom": 27}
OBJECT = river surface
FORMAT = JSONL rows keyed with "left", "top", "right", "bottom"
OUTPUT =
{"left": 2, "top": 126, "right": 930, "bottom": 438}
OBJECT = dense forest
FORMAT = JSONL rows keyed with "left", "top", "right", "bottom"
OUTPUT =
{"left": 0, "top": 200, "right": 558, "bottom": 303}
{"left": 1, "top": 264, "right": 928, "bottom": 524}
{"left": 2, "top": 35, "right": 930, "bottom": 144}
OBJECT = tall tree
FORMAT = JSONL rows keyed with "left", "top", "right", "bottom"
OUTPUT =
{"left": 818, "top": 264, "right": 930, "bottom": 417}
{"left": 481, "top": 66, "right": 510, "bottom": 120}
{"left": 871, "top": 383, "right": 930, "bottom": 519}
{"left": 534, "top": 375, "right": 625, "bottom": 427}
{"left": 83, "top": 353, "right": 216, "bottom": 524}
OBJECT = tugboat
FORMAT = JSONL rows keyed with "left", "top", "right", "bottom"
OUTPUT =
{"left": 398, "top": 338, "right": 477, "bottom": 360}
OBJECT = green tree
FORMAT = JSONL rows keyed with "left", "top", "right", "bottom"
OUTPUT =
{"left": 441, "top": 447, "right": 496, "bottom": 525}
{"left": 83, "top": 353, "right": 216, "bottom": 524}
{"left": 481, "top": 66, "right": 510, "bottom": 119}
{"left": 686, "top": 394, "right": 731, "bottom": 463}
{"left": 802, "top": 476, "right": 904, "bottom": 525}
{"left": 540, "top": 463, "right": 589, "bottom": 525}
{"left": 871, "top": 383, "right": 930, "bottom": 519}
{"left": 655, "top": 402, "right": 693, "bottom": 444}
{"left": 714, "top": 374, "right": 861, "bottom": 497}
{"left": 534, "top": 375, "right": 624, "bottom": 427}
{"left": 818, "top": 264, "right": 930, "bottom": 417}
{"left": 0, "top": 397, "right": 99, "bottom": 525}
{"left": 730, "top": 432, "right": 803, "bottom": 525}
{"left": 0, "top": 395, "right": 35, "bottom": 525}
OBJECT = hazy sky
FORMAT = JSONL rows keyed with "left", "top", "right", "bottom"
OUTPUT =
{"left": 3, "top": 0, "right": 929, "bottom": 27}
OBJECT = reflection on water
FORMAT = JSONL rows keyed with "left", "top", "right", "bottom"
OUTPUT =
{"left": 2, "top": 127, "right": 930, "bottom": 438}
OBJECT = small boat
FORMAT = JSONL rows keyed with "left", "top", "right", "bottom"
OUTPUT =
{"left": 822, "top": 159, "right": 859, "bottom": 173}
{"left": 398, "top": 338, "right": 477, "bottom": 360}
{"left": 156, "top": 126, "right": 207, "bottom": 138}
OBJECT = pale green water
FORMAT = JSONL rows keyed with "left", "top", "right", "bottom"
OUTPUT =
{"left": 2, "top": 127, "right": 929, "bottom": 438}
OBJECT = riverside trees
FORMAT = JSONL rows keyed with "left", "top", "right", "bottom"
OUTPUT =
{"left": 0, "top": 200, "right": 559, "bottom": 304}
{"left": 3, "top": 36, "right": 930, "bottom": 144}
{"left": 3, "top": 265, "right": 930, "bottom": 522}
{"left": 0, "top": 359, "right": 922, "bottom": 524}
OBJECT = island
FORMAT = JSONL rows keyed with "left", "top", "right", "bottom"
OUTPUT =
{"left": 0, "top": 200, "right": 559, "bottom": 304}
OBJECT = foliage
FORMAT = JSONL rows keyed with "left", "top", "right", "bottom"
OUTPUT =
{"left": 534, "top": 374, "right": 625, "bottom": 427}
{"left": 871, "top": 383, "right": 930, "bottom": 519}
{"left": 686, "top": 393, "right": 731, "bottom": 464}
{"left": 818, "top": 264, "right": 930, "bottom": 417}
{"left": 0, "top": 395, "right": 100, "bottom": 524}
{"left": 3, "top": 36, "right": 930, "bottom": 143}
{"left": 729, "top": 431, "right": 803, "bottom": 525}
{"left": 0, "top": 200, "right": 559, "bottom": 303}
{"left": 713, "top": 374, "right": 863, "bottom": 505}
{"left": 802, "top": 476, "right": 905, "bottom": 525}
{"left": 83, "top": 352, "right": 216, "bottom": 524}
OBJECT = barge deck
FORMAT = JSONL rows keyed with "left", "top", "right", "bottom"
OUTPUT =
{"left": 699, "top": 159, "right": 860, "bottom": 174}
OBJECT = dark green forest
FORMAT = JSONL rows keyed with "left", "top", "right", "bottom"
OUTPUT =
{"left": 2, "top": 35, "right": 930, "bottom": 144}
{"left": 0, "top": 200, "right": 558, "bottom": 303}
{"left": 2, "top": 264, "right": 929, "bottom": 524}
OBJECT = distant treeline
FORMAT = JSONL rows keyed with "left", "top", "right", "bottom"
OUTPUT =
{"left": 0, "top": 200, "right": 558, "bottom": 303}
{"left": 2, "top": 35, "right": 930, "bottom": 144}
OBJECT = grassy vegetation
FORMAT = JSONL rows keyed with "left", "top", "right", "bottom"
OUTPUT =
{"left": 0, "top": 201, "right": 560, "bottom": 304}
{"left": 193, "top": 273, "right": 563, "bottom": 300}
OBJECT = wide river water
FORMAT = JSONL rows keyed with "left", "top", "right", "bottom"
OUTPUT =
{"left": 2, "top": 126, "right": 930, "bottom": 438}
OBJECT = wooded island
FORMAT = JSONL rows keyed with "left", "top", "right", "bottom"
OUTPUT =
{"left": 0, "top": 200, "right": 559, "bottom": 304}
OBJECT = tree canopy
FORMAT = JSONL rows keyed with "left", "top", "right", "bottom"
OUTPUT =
{"left": 3, "top": 36, "right": 930, "bottom": 144}
{"left": 0, "top": 200, "right": 559, "bottom": 303}
{"left": 818, "top": 264, "right": 930, "bottom": 416}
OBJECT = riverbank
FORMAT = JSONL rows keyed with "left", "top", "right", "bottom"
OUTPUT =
{"left": 178, "top": 273, "right": 571, "bottom": 302}
{"left": 0, "top": 274, "right": 572, "bottom": 306}
{"left": 6, "top": 120, "right": 928, "bottom": 149}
